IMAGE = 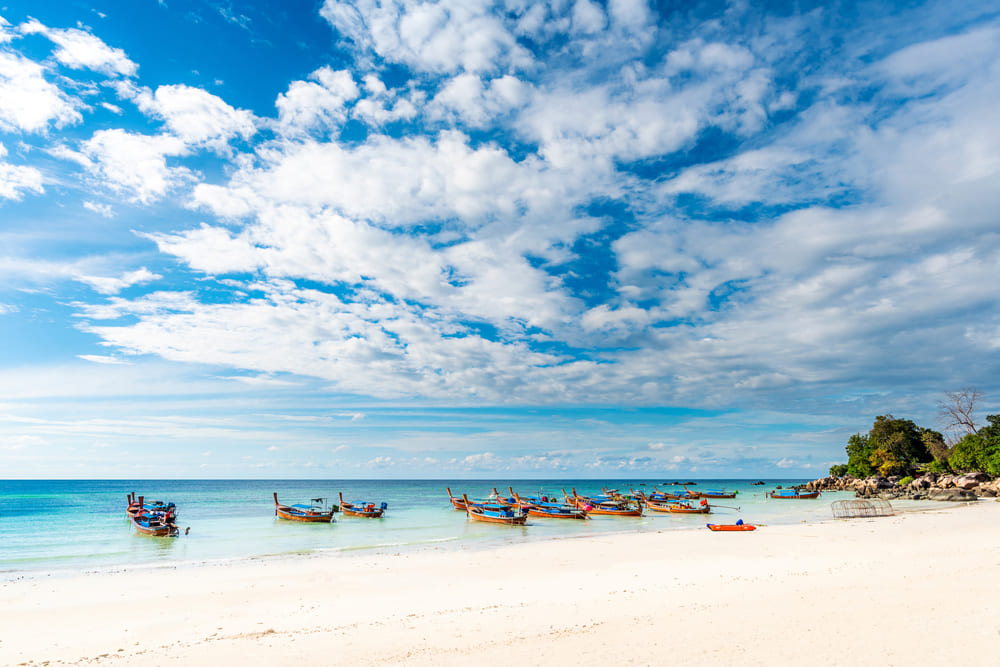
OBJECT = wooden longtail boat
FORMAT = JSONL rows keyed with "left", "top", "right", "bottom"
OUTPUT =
{"left": 635, "top": 487, "right": 696, "bottom": 502}
{"left": 510, "top": 489, "right": 587, "bottom": 520}
{"left": 642, "top": 494, "right": 711, "bottom": 514}
{"left": 564, "top": 489, "right": 643, "bottom": 517}
{"left": 129, "top": 497, "right": 180, "bottom": 536}
{"left": 131, "top": 511, "right": 179, "bottom": 536}
{"left": 462, "top": 494, "right": 528, "bottom": 525}
{"left": 699, "top": 488, "right": 738, "bottom": 499}
{"left": 273, "top": 493, "right": 337, "bottom": 522}
{"left": 339, "top": 492, "right": 386, "bottom": 518}
{"left": 707, "top": 522, "right": 756, "bottom": 531}
{"left": 767, "top": 489, "right": 820, "bottom": 499}
{"left": 446, "top": 487, "right": 468, "bottom": 510}
{"left": 126, "top": 492, "right": 175, "bottom": 519}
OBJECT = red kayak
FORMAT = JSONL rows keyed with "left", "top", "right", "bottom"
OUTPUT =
{"left": 707, "top": 523, "right": 756, "bottom": 531}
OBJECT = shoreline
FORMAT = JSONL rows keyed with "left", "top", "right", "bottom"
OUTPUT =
{"left": 0, "top": 497, "right": 973, "bottom": 583}
{"left": 3, "top": 500, "right": 999, "bottom": 665}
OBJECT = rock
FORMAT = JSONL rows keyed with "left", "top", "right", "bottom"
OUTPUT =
{"left": 953, "top": 474, "right": 987, "bottom": 490}
{"left": 927, "top": 488, "right": 977, "bottom": 502}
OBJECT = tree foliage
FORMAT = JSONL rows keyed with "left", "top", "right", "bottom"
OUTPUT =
{"left": 947, "top": 415, "right": 1000, "bottom": 476}
{"left": 842, "top": 414, "right": 938, "bottom": 477}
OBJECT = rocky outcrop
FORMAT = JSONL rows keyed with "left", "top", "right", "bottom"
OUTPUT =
{"left": 807, "top": 473, "right": 998, "bottom": 501}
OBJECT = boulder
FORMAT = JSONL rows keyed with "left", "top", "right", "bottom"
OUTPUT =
{"left": 927, "top": 488, "right": 977, "bottom": 502}
{"left": 953, "top": 473, "right": 988, "bottom": 490}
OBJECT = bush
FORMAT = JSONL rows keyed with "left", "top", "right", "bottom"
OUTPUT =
{"left": 924, "top": 459, "right": 951, "bottom": 474}
{"left": 829, "top": 464, "right": 848, "bottom": 477}
{"left": 898, "top": 476, "right": 914, "bottom": 486}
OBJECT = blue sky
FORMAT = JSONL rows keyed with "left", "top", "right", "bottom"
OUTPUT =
{"left": 1, "top": 0, "right": 999, "bottom": 479}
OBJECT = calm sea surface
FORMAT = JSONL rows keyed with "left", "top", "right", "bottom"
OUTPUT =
{"left": 0, "top": 479, "right": 886, "bottom": 577}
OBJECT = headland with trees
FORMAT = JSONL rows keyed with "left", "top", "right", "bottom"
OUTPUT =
{"left": 808, "top": 389, "right": 1000, "bottom": 500}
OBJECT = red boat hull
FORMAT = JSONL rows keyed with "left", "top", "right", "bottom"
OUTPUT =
{"left": 707, "top": 523, "right": 756, "bottom": 531}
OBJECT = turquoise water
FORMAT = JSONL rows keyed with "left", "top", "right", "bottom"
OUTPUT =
{"left": 0, "top": 479, "right": 860, "bottom": 576}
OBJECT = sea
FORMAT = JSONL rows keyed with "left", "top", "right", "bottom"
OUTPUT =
{"left": 0, "top": 478, "right": 898, "bottom": 578}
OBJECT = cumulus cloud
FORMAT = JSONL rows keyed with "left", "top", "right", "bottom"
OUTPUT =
{"left": 81, "top": 129, "right": 190, "bottom": 204}
{"left": 0, "top": 142, "right": 43, "bottom": 199}
{"left": 0, "top": 49, "right": 81, "bottom": 132}
{"left": 1, "top": 0, "right": 995, "bottom": 422}
{"left": 321, "top": 0, "right": 533, "bottom": 74}
{"left": 275, "top": 66, "right": 359, "bottom": 135}
{"left": 19, "top": 18, "right": 137, "bottom": 76}
{"left": 132, "top": 84, "right": 257, "bottom": 150}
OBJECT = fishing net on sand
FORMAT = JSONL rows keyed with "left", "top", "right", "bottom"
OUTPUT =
{"left": 831, "top": 499, "right": 894, "bottom": 519}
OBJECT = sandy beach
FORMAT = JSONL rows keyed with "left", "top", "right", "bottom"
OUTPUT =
{"left": 3, "top": 500, "right": 999, "bottom": 666}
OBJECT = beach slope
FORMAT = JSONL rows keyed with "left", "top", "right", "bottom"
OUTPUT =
{"left": 2, "top": 501, "right": 999, "bottom": 666}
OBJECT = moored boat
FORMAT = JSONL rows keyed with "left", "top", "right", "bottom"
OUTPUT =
{"left": 699, "top": 488, "right": 738, "bottom": 499}
{"left": 126, "top": 492, "right": 175, "bottom": 519}
{"left": 446, "top": 487, "right": 468, "bottom": 510}
{"left": 462, "top": 494, "right": 528, "bottom": 525}
{"left": 564, "top": 489, "right": 642, "bottom": 517}
{"left": 129, "top": 497, "right": 180, "bottom": 536}
{"left": 767, "top": 489, "right": 820, "bottom": 499}
{"left": 510, "top": 489, "right": 587, "bottom": 519}
{"left": 273, "top": 493, "right": 337, "bottom": 522}
{"left": 131, "top": 511, "right": 179, "bottom": 536}
{"left": 642, "top": 494, "right": 711, "bottom": 514}
{"left": 707, "top": 521, "right": 756, "bottom": 531}
{"left": 339, "top": 492, "right": 387, "bottom": 518}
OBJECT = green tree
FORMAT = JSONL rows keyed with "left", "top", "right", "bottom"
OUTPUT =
{"left": 845, "top": 432, "right": 875, "bottom": 477}
{"left": 829, "top": 463, "right": 848, "bottom": 476}
{"left": 842, "top": 415, "right": 937, "bottom": 477}
{"left": 948, "top": 415, "right": 1000, "bottom": 476}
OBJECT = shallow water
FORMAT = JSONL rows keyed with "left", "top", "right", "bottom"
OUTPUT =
{"left": 0, "top": 479, "right": 927, "bottom": 577}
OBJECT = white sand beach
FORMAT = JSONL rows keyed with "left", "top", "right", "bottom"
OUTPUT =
{"left": 3, "top": 501, "right": 999, "bottom": 666}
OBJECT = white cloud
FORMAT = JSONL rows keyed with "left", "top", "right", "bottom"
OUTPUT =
{"left": 427, "top": 73, "right": 528, "bottom": 126}
{"left": 320, "top": 0, "right": 533, "bottom": 74}
{"left": 275, "top": 66, "right": 359, "bottom": 135}
{"left": 77, "top": 354, "right": 132, "bottom": 365}
{"left": 81, "top": 129, "right": 190, "bottom": 204}
{"left": 0, "top": 142, "right": 43, "bottom": 199}
{"left": 0, "top": 50, "right": 81, "bottom": 132}
{"left": 19, "top": 18, "right": 137, "bottom": 76}
{"left": 0, "top": 16, "right": 14, "bottom": 43}
{"left": 75, "top": 267, "right": 161, "bottom": 295}
{"left": 83, "top": 200, "right": 114, "bottom": 217}
{"left": 133, "top": 84, "right": 257, "bottom": 150}
{"left": 571, "top": 0, "right": 606, "bottom": 35}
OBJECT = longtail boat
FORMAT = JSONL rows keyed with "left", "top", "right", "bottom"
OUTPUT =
{"left": 126, "top": 492, "right": 175, "bottom": 519}
{"left": 636, "top": 487, "right": 696, "bottom": 502}
{"left": 462, "top": 494, "right": 528, "bottom": 525}
{"left": 510, "top": 489, "right": 587, "bottom": 520}
{"left": 767, "top": 489, "right": 820, "bottom": 499}
{"left": 339, "top": 492, "right": 386, "bottom": 518}
{"left": 129, "top": 497, "right": 180, "bottom": 536}
{"left": 699, "top": 488, "right": 738, "bottom": 499}
{"left": 131, "top": 511, "right": 179, "bottom": 536}
{"left": 273, "top": 493, "right": 337, "bottom": 522}
{"left": 446, "top": 487, "right": 468, "bottom": 510}
{"left": 707, "top": 522, "right": 756, "bottom": 531}
{"left": 641, "top": 494, "right": 711, "bottom": 514}
{"left": 447, "top": 487, "right": 512, "bottom": 510}
{"left": 564, "top": 489, "right": 642, "bottom": 517}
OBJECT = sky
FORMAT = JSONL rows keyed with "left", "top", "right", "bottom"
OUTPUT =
{"left": 1, "top": 0, "right": 999, "bottom": 479}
